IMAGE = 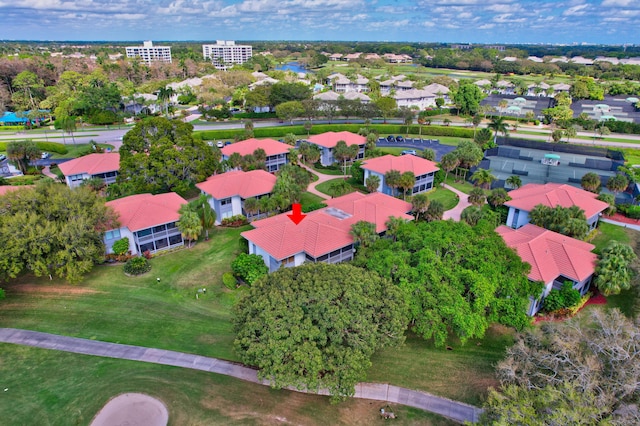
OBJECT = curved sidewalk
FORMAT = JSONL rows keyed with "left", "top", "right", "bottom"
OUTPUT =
{"left": 298, "top": 161, "right": 350, "bottom": 201}
{"left": 0, "top": 328, "right": 482, "bottom": 424}
{"left": 442, "top": 184, "right": 470, "bottom": 221}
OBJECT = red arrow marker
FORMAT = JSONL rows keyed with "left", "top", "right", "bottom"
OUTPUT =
{"left": 287, "top": 203, "right": 307, "bottom": 225}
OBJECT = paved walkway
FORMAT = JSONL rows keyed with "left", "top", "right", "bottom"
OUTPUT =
{"left": 0, "top": 328, "right": 482, "bottom": 423}
{"left": 298, "top": 161, "right": 350, "bottom": 201}
{"left": 442, "top": 184, "right": 470, "bottom": 221}
{"left": 41, "top": 166, "right": 58, "bottom": 180}
{"left": 601, "top": 217, "right": 640, "bottom": 232}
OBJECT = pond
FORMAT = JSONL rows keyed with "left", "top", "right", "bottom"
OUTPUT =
{"left": 275, "top": 62, "right": 310, "bottom": 74}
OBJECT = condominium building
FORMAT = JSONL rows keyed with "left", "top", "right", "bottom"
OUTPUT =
{"left": 125, "top": 41, "right": 172, "bottom": 65}
{"left": 202, "top": 40, "right": 252, "bottom": 70}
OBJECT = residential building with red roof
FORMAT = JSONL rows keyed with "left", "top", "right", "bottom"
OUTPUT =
{"left": 196, "top": 170, "right": 277, "bottom": 223}
{"left": 242, "top": 192, "right": 412, "bottom": 272}
{"left": 58, "top": 153, "right": 120, "bottom": 188}
{"left": 496, "top": 224, "right": 597, "bottom": 315}
{"left": 361, "top": 154, "right": 439, "bottom": 196}
{"left": 105, "top": 192, "right": 187, "bottom": 255}
{"left": 306, "top": 131, "right": 366, "bottom": 166}
{"left": 220, "top": 138, "right": 290, "bottom": 172}
{"left": 505, "top": 183, "right": 609, "bottom": 230}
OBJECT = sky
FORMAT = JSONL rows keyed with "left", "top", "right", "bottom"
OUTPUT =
{"left": 0, "top": 0, "right": 638, "bottom": 45}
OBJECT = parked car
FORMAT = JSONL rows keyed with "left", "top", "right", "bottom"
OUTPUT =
{"left": 41, "top": 152, "right": 51, "bottom": 159}
{"left": 216, "top": 141, "right": 224, "bottom": 148}
{"left": 396, "top": 135, "right": 405, "bottom": 143}
{"left": 224, "top": 141, "right": 232, "bottom": 146}
{"left": 0, "top": 154, "right": 6, "bottom": 161}
{"left": 386, "top": 135, "right": 396, "bottom": 143}
{"left": 401, "top": 150, "right": 417, "bottom": 156}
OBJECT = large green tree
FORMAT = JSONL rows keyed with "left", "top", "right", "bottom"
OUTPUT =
{"left": 353, "top": 220, "right": 538, "bottom": 346}
{"left": 118, "top": 117, "right": 218, "bottom": 195}
{"left": 233, "top": 263, "right": 407, "bottom": 398}
{"left": 0, "top": 182, "right": 118, "bottom": 283}
{"left": 452, "top": 81, "right": 485, "bottom": 115}
{"left": 6, "top": 140, "right": 41, "bottom": 174}
{"left": 528, "top": 204, "right": 589, "bottom": 239}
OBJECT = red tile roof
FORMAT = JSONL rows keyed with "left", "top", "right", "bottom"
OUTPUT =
{"left": 496, "top": 224, "right": 597, "bottom": 284}
{"left": 505, "top": 183, "right": 608, "bottom": 218}
{"left": 307, "top": 131, "right": 366, "bottom": 149}
{"left": 58, "top": 153, "right": 120, "bottom": 176}
{"left": 243, "top": 192, "right": 412, "bottom": 260}
{"left": 106, "top": 193, "right": 187, "bottom": 232}
{"left": 220, "top": 138, "right": 291, "bottom": 157}
{"left": 361, "top": 154, "right": 439, "bottom": 176}
{"left": 196, "top": 170, "right": 276, "bottom": 199}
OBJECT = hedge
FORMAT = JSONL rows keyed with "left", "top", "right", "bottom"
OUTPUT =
{"left": 0, "top": 125, "right": 25, "bottom": 131}
{"left": 0, "top": 141, "right": 68, "bottom": 155}
{"left": 233, "top": 112, "right": 278, "bottom": 119}
{"left": 602, "top": 120, "right": 640, "bottom": 135}
{"left": 123, "top": 257, "right": 151, "bottom": 276}
{"left": 195, "top": 124, "right": 474, "bottom": 141}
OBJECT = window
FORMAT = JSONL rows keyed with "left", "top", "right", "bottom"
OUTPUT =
{"left": 105, "top": 229, "right": 121, "bottom": 240}
{"left": 166, "top": 222, "right": 176, "bottom": 230}
{"left": 221, "top": 198, "right": 232, "bottom": 206}
{"left": 155, "top": 238, "right": 168, "bottom": 250}
{"left": 282, "top": 255, "right": 295, "bottom": 265}
{"left": 153, "top": 225, "right": 166, "bottom": 233}
{"left": 169, "top": 234, "right": 183, "bottom": 245}
{"left": 137, "top": 228, "right": 152, "bottom": 237}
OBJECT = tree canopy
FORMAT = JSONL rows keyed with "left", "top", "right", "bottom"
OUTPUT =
{"left": 233, "top": 263, "right": 407, "bottom": 398}
{"left": 0, "top": 181, "right": 118, "bottom": 283}
{"left": 484, "top": 309, "right": 640, "bottom": 425}
{"left": 353, "top": 220, "right": 539, "bottom": 346}
{"left": 118, "top": 117, "right": 219, "bottom": 196}
{"left": 528, "top": 204, "right": 589, "bottom": 239}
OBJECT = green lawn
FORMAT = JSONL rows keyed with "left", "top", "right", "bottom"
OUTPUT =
{"left": 311, "top": 163, "right": 345, "bottom": 175}
{"left": 442, "top": 175, "right": 476, "bottom": 194}
{"left": 427, "top": 187, "right": 460, "bottom": 210}
{"left": 592, "top": 222, "right": 630, "bottom": 254}
{"left": 0, "top": 223, "right": 506, "bottom": 407}
{"left": 300, "top": 191, "right": 326, "bottom": 208}
{"left": 315, "top": 177, "right": 365, "bottom": 197}
{"left": 0, "top": 344, "right": 452, "bottom": 426}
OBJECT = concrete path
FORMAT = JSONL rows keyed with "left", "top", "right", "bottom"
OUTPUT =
{"left": 442, "top": 184, "right": 470, "bottom": 221}
{"left": 601, "top": 217, "right": 640, "bottom": 232}
{"left": 0, "top": 328, "right": 482, "bottom": 424}
{"left": 298, "top": 161, "right": 350, "bottom": 201}
{"left": 41, "top": 166, "right": 58, "bottom": 180}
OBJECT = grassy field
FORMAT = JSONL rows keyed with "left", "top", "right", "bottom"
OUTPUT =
{"left": 442, "top": 175, "right": 476, "bottom": 194}
{"left": 427, "top": 187, "right": 460, "bottom": 210}
{"left": 0, "top": 344, "right": 453, "bottom": 426}
{"left": 300, "top": 191, "right": 326, "bottom": 207}
{"left": 0, "top": 224, "right": 507, "bottom": 407}
{"left": 315, "top": 177, "right": 366, "bottom": 197}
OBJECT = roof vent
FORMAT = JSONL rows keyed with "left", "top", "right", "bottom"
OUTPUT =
{"left": 324, "top": 207, "right": 352, "bottom": 220}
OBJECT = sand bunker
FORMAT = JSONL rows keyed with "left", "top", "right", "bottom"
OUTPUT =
{"left": 90, "top": 393, "right": 168, "bottom": 426}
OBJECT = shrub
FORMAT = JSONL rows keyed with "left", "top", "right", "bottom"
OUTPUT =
{"left": 222, "top": 272, "right": 237, "bottom": 290}
{"left": 221, "top": 215, "right": 248, "bottom": 227}
{"left": 123, "top": 256, "right": 151, "bottom": 276}
{"left": 617, "top": 203, "right": 640, "bottom": 219}
{"left": 112, "top": 237, "right": 130, "bottom": 256}
{"left": 0, "top": 287, "right": 5, "bottom": 300}
{"left": 231, "top": 253, "right": 268, "bottom": 285}
{"left": 302, "top": 202, "right": 327, "bottom": 213}
{"left": 542, "top": 281, "right": 581, "bottom": 313}
{"left": 87, "top": 111, "right": 118, "bottom": 125}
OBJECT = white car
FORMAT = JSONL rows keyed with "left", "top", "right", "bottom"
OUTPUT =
{"left": 41, "top": 152, "right": 51, "bottom": 159}
{"left": 216, "top": 141, "right": 224, "bottom": 148}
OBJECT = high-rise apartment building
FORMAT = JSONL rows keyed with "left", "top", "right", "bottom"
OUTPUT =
{"left": 202, "top": 40, "right": 252, "bottom": 70}
{"left": 126, "top": 41, "right": 172, "bottom": 65}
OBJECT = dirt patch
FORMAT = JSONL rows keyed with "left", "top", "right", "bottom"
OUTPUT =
{"left": 5, "top": 284, "right": 102, "bottom": 296}
{"left": 90, "top": 393, "right": 168, "bottom": 426}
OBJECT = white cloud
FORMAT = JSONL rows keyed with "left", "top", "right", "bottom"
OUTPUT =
{"left": 563, "top": 4, "right": 589, "bottom": 16}
{"left": 601, "top": 0, "right": 638, "bottom": 7}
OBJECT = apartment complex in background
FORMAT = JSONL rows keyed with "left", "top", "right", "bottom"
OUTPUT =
{"left": 125, "top": 41, "right": 172, "bottom": 65}
{"left": 202, "top": 40, "right": 252, "bottom": 70}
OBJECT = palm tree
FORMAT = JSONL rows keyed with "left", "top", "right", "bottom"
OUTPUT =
{"left": 607, "top": 173, "right": 629, "bottom": 195}
{"left": 581, "top": 172, "right": 601, "bottom": 193}
{"left": 157, "top": 86, "right": 175, "bottom": 117}
{"left": 349, "top": 220, "right": 379, "bottom": 248}
{"left": 474, "top": 128, "right": 493, "bottom": 149}
{"left": 398, "top": 171, "right": 416, "bottom": 200}
{"left": 498, "top": 99, "right": 508, "bottom": 116}
{"left": 190, "top": 194, "right": 216, "bottom": 239}
{"left": 506, "top": 175, "right": 522, "bottom": 189}
{"left": 461, "top": 206, "right": 484, "bottom": 226}
{"left": 564, "top": 126, "right": 577, "bottom": 143}
{"left": 365, "top": 174, "right": 381, "bottom": 193}
{"left": 487, "top": 188, "right": 511, "bottom": 208}
{"left": 228, "top": 152, "right": 243, "bottom": 169}
{"left": 472, "top": 114, "right": 482, "bottom": 138}
{"left": 384, "top": 169, "right": 402, "bottom": 197}
{"left": 411, "top": 193, "right": 430, "bottom": 221}
{"left": 468, "top": 187, "right": 486, "bottom": 206}
{"left": 243, "top": 197, "right": 260, "bottom": 220}
{"left": 488, "top": 116, "right": 509, "bottom": 145}
{"left": 385, "top": 216, "right": 405, "bottom": 241}
{"left": 471, "top": 168, "right": 496, "bottom": 189}
{"left": 329, "top": 179, "right": 351, "bottom": 197}
{"left": 424, "top": 200, "right": 445, "bottom": 222}
{"left": 439, "top": 152, "right": 460, "bottom": 184}
{"left": 177, "top": 210, "right": 202, "bottom": 248}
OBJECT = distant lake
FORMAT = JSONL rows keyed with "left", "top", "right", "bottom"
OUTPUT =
{"left": 276, "top": 62, "right": 309, "bottom": 74}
